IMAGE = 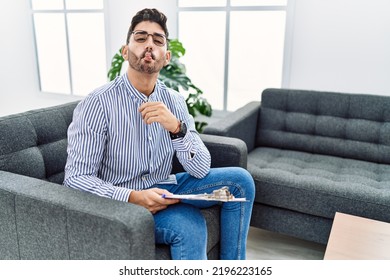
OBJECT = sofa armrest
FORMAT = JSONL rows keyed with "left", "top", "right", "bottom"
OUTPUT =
{"left": 200, "top": 134, "right": 248, "bottom": 169}
{"left": 203, "top": 101, "right": 261, "bottom": 152}
{"left": 0, "top": 171, "right": 155, "bottom": 260}
{"left": 171, "top": 134, "right": 248, "bottom": 173}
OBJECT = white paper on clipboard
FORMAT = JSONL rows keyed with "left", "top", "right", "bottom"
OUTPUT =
{"left": 161, "top": 187, "right": 248, "bottom": 202}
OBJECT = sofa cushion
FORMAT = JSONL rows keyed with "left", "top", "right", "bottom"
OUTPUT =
{"left": 0, "top": 102, "right": 79, "bottom": 183}
{"left": 257, "top": 89, "right": 390, "bottom": 164}
{"left": 248, "top": 147, "right": 390, "bottom": 222}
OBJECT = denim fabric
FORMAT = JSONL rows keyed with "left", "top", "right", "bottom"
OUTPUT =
{"left": 153, "top": 167, "right": 255, "bottom": 260}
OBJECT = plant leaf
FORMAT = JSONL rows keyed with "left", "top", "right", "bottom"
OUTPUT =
{"left": 168, "top": 39, "right": 185, "bottom": 58}
{"left": 107, "top": 48, "right": 124, "bottom": 81}
{"left": 195, "top": 121, "right": 208, "bottom": 133}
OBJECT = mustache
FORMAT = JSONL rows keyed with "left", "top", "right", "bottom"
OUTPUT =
{"left": 142, "top": 50, "right": 155, "bottom": 60}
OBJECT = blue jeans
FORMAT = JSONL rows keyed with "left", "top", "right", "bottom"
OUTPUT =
{"left": 153, "top": 167, "right": 255, "bottom": 260}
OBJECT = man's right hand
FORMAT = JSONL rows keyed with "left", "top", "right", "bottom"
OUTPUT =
{"left": 129, "top": 188, "right": 180, "bottom": 214}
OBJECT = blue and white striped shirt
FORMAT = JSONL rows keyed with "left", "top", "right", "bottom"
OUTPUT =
{"left": 63, "top": 74, "right": 211, "bottom": 202}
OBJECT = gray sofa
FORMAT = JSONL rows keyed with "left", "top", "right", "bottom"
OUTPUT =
{"left": 204, "top": 88, "right": 390, "bottom": 245}
{"left": 0, "top": 102, "right": 247, "bottom": 259}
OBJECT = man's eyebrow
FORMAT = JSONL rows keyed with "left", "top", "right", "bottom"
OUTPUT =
{"left": 134, "top": 30, "right": 166, "bottom": 36}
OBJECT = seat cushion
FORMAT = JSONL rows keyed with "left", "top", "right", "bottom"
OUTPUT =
{"left": 248, "top": 147, "right": 390, "bottom": 222}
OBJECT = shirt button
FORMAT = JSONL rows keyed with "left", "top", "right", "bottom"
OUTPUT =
{"left": 148, "top": 136, "right": 152, "bottom": 141}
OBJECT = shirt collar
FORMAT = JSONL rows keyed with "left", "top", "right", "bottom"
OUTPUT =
{"left": 121, "top": 73, "right": 156, "bottom": 103}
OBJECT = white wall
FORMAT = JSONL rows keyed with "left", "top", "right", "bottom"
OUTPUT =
{"left": 0, "top": 0, "right": 39, "bottom": 116}
{"left": 285, "top": 0, "right": 390, "bottom": 95}
{"left": 0, "top": 1, "right": 37, "bottom": 94}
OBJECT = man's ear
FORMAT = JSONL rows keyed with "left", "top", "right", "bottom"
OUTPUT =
{"left": 164, "top": 50, "right": 171, "bottom": 66}
{"left": 121, "top": 45, "right": 128, "bottom": 59}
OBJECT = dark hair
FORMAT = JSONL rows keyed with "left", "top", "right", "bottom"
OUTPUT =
{"left": 126, "top": 8, "right": 169, "bottom": 44}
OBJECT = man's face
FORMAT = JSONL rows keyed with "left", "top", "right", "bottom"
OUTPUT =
{"left": 123, "top": 21, "right": 170, "bottom": 75}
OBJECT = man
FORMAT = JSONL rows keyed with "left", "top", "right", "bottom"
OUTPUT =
{"left": 64, "top": 8, "right": 254, "bottom": 260}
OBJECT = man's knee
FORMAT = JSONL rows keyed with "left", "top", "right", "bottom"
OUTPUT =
{"left": 219, "top": 167, "right": 255, "bottom": 200}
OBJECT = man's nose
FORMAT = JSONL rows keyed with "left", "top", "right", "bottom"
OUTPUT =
{"left": 145, "top": 34, "right": 154, "bottom": 47}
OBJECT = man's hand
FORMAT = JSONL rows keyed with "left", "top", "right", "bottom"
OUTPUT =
{"left": 138, "top": 102, "right": 179, "bottom": 132}
{"left": 129, "top": 188, "right": 180, "bottom": 214}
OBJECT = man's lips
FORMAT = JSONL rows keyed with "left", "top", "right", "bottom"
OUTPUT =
{"left": 143, "top": 52, "right": 154, "bottom": 62}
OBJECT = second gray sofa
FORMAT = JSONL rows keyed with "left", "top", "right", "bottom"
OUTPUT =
{"left": 204, "top": 88, "right": 390, "bottom": 244}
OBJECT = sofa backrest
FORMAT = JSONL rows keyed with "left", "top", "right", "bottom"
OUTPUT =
{"left": 257, "top": 88, "right": 390, "bottom": 164}
{"left": 0, "top": 102, "right": 79, "bottom": 184}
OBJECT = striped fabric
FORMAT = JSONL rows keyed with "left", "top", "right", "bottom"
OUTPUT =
{"left": 64, "top": 74, "right": 211, "bottom": 202}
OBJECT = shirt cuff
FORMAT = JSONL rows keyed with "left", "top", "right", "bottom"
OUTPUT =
{"left": 112, "top": 187, "right": 132, "bottom": 202}
{"left": 172, "top": 131, "right": 194, "bottom": 152}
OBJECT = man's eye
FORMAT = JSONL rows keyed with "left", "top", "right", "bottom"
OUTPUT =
{"left": 135, "top": 36, "right": 146, "bottom": 42}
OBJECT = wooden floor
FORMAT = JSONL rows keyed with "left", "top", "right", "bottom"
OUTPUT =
{"left": 246, "top": 227, "right": 326, "bottom": 260}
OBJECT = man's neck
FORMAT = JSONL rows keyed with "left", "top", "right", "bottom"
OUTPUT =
{"left": 127, "top": 68, "right": 158, "bottom": 97}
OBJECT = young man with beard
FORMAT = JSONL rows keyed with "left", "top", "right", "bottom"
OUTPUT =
{"left": 64, "top": 8, "right": 255, "bottom": 260}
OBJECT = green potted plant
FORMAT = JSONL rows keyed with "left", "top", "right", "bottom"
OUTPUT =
{"left": 107, "top": 39, "right": 212, "bottom": 132}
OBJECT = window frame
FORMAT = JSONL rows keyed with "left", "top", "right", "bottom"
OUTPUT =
{"left": 30, "top": 0, "right": 107, "bottom": 96}
{"left": 177, "top": 0, "right": 293, "bottom": 111}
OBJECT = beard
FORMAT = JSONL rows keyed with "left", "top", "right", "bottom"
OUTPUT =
{"left": 127, "top": 49, "right": 165, "bottom": 74}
